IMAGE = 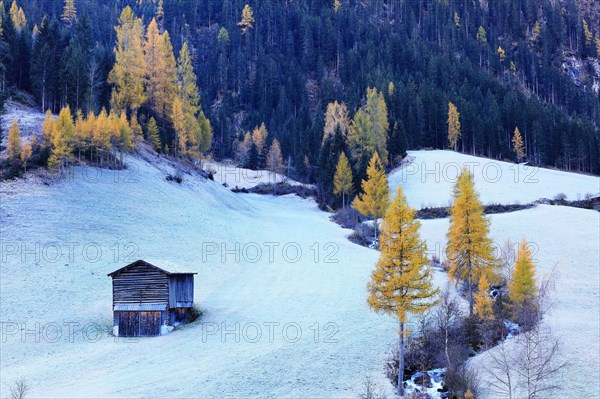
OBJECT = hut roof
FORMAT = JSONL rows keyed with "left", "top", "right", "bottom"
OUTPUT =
{"left": 107, "top": 259, "right": 197, "bottom": 277}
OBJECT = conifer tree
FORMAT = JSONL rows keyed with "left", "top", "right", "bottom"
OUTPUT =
{"left": 108, "top": 7, "right": 146, "bottom": 115}
{"left": 447, "top": 102, "right": 461, "bottom": 151}
{"left": 145, "top": 20, "right": 177, "bottom": 118}
{"left": 474, "top": 274, "right": 494, "bottom": 320}
{"left": 9, "top": 1, "right": 25, "bottom": 32}
{"left": 197, "top": 111, "right": 212, "bottom": 154}
{"left": 446, "top": 168, "right": 498, "bottom": 316}
{"left": 512, "top": 127, "right": 525, "bottom": 161}
{"left": 171, "top": 96, "right": 187, "bottom": 156}
{"left": 41, "top": 109, "right": 56, "bottom": 150}
{"left": 147, "top": 117, "right": 161, "bottom": 150}
{"left": 49, "top": 106, "right": 75, "bottom": 171}
{"left": 129, "top": 113, "right": 142, "bottom": 140}
{"left": 323, "top": 101, "right": 349, "bottom": 143}
{"left": 352, "top": 151, "right": 389, "bottom": 240}
{"left": 333, "top": 152, "right": 353, "bottom": 208}
{"left": 7, "top": 118, "right": 21, "bottom": 163}
{"left": 266, "top": 138, "right": 284, "bottom": 186}
{"left": 508, "top": 239, "right": 537, "bottom": 321}
{"left": 61, "top": 0, "right": 77, "bottom": 26}
{"left": 20, "top": 141, "right": 31, "bottom": 171}
{"left": 238, "top": 4, "right": 254, "bottom": 35}
{"left": 177, "top": 42, "right": 200, "bottom": 117}
{"left": 367, "top": 185, "right": 438, "bottom": 396}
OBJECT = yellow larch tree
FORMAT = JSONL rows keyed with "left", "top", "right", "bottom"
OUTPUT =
{"left": 20, "top": 141, "right": 32, "bottom": 172}
{"left": 474, "top": 274, "right": 494, "bottom": 320}
{"left": 266, "top": 138, "right": 284, "bottom": 186}
{"left": 108, "top": 7, "right": 146, "bottom": 115}
{"left": 447, "top": 101, "right": 461, "bottom": 151}
{"left": 367, "top": 185, "right": 439, "bottom": 397}
{"left": 446, "top": 168, "right": 499, "bottom": 316}
{"left": 252, "top": 122, "right": 268, "bottom": 155}
{"left": 323, "top": 101, "right": 350, "bottom": 143}
{"left": 49, "top": 106, "right": 75, "bottom": 171}
{"left": 512, "top": 127, "right": 525, "bottom": 161}
{"left": 352, "top": 151, "right": 389, "bottom": 240}
{"left": 238, "top": 4, "right": 254, "bottom": 35}
{"left": 61, "top": 0, "right": 77, "bottom": 26}
{"left": 333, "top": 152, "right": 353, "bottom": 209}
{"left": 10, "top": 1, "right": 26, "bottom": 31}
{"left": 508, "top": 239, "right": 537, "bottom": 319}
{"left": 171, "top": 96, "right": 187, "bottom": 156}
{"left": 7, "top": 119, "right": 22, "bottom": 163}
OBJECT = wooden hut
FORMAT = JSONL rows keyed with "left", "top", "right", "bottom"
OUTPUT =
{"left": 107, "top": 260, "right": 197, "bottom": 337}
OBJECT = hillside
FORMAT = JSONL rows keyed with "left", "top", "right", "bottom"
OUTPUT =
{"left": 1, "top": 152, "right": 598, "bottom": 397}
{"left": 389, "top": 150, "right": 600, "bottom": 209}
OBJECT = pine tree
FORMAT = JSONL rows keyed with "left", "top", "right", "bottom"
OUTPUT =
{"left": 512, "top": 127, "right": 525, "bottom": 161}
{"left": 352, "top": 151, "right": 389, "bottom": 241}
{"left": 508, "top": 239, "right": 537, "bottom": 319}
{"left": 333, "top": 152, "right": 353, "bottom": 208}
{"left": 447, "top": 102, "right": 461, "bottom": 151}
{"left": 446, "top": 168, "right": 498, "bottom": 316}
{"left": 147, "top": 117, "right": 161, "bottom": 150}
{"left": 238, "top": 4, "right": 254, "bottom": 35}
{"left": 61, "top": 0, "right": 77, "bottom": 26}
{"left": 367, "top": 185, "right": 439, "bottom": 396}
{"left": 266, "top": 138, "right": 284, "bottom": 186}
{"left": 474, "top": 274, "right": 494, "bottom": 320}
{"left": 156, "top": 0, "right": 165, "bottom": 32}
{"left": 108, "top": 7, "right": 146, "bottom": 115}
{"left": 7, "top": 118, "right": 21, "bottom": 163}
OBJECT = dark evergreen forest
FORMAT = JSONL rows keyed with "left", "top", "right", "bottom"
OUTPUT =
{"left": 1, "top": 0, "right": 599, "bottom": 180}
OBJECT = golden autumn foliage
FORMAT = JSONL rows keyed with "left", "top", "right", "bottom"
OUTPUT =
{"left": 508, "top": 239, "right": 538, "bottom": 308}
{"left": 474, "top": 274, "right": 494, "bottom": 320}
{"left": 512, "top": 127, "right": 525, "bottom": 161}
{"left": 323, "top": 101, "right": 350, "bottom": 142}
{"left": 352, "top": 151, "right": 389, "bottom": 239}
{"left": 109, "top": 7, "right": 146, "bottom": 114}
{"left": 61, "top": 0, "right": 76, "bottom": 25}
{"left": 447, "top": 101, "right": 461, "bottom": 151}
{"left": 238, "top": 4, "right": 255, "bottom": 34}
{"left": 367, "top": 185, "right": 438, "bottom": 396}
{"left": 446, "top": 168, "right": 499, "bottom": 315}
{"left": 333, "top": 152, "right": 353, "bottom": 208}
{"left": 252, "top": 123, "right": 268, "bottom": 155}
{"left": 20, "top": 142, "right": 32, "bottom": 171}
{"left": 7, "top": 119, "right": 22, "bottom": 163}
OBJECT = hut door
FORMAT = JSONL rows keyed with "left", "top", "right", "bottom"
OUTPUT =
{"left": 119, "top": 312, "right": 140, "bottom": 337}
{"left": 140, "top": 311, "right": 161, "bottom": 336}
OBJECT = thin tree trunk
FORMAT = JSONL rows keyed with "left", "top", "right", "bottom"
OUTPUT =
{"left": 398, "top": 321, "right": 405, "bottom": 397}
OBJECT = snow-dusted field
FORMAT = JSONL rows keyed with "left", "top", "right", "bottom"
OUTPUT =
{"left": 1, "top": 151, "right": 598, "bottom": 397}
{"left": 389, "top": 150, "right": 600, "bottom": 209}
{"left": 418, "top": 206, "right": 600, "bottom": 398}
{"left": 205, "top": 160, "right": 311, "bottom": 190}
{"left": 0, "top": 101, "right": 46, "bottom": 152}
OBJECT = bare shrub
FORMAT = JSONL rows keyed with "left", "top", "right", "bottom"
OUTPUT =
{"left": 484, "top": 325, "right": 566, "bottom": 399}
{"left": 445, "top": 365, "right": 480, "bottom": 399}
{"left": 10, "top": 379, "right": 30, "bottom": 399}
{"left": 358, "top": 375, "right": 387, "bottom": 399}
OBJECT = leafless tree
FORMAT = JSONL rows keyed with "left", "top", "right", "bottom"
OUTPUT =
{"left": 359, "top": 375, "right": 387, "bottom": 399}
{"left": 434, "top": 288, "right": 463, "bottom": 368}
{"left": 10, "top": 379, "right": 30, "bottom": 399}
{"left": 484, "top": 325, "right": 566, "bottom": 399}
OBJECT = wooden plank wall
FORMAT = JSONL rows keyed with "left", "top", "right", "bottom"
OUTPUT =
{"left": 112, "top": 264, "right": 169, "bottom": 305}
{"left": 169, "top": 275, "right": 194, "bottom": 308}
